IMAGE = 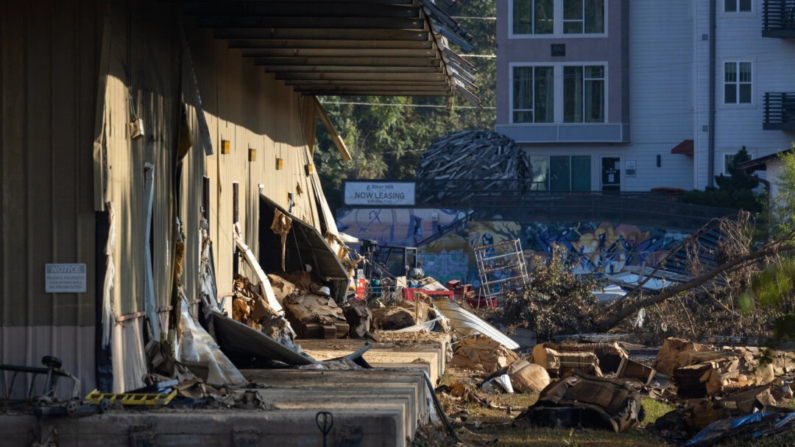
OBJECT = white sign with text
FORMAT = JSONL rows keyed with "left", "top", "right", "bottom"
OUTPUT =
{"left": 45, "top": 263, "right": 87, "bottom": 293}
{"left": 344, "top": 182, "right": 415, "bottom": 206}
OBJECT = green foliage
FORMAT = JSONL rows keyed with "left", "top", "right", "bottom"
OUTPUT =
{"left": 497, "top": 250, "right": 601, "bottom": 341}
{"left": 767, "top": 144, "right": 795, "bottom": 238}
{"left": 682, "top": 147, "right": 763, "bottom": 212}
{"left": 314, "top": 0, "right": 496, "bottom": 214}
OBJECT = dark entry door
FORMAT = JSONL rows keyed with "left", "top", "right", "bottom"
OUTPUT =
{"left": 601, "top": 157, "right": 620, "bottom": 192}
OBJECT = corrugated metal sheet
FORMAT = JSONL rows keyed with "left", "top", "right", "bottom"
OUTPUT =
{"left": 1, "top": 0, "right": 99, "bottom": 396}
{"left": 3, "top": 0, "right": 333, "bottom": 394}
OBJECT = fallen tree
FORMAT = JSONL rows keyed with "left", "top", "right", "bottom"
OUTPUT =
{"left": 497, "top": 211, "right": 795, "bottom": 339}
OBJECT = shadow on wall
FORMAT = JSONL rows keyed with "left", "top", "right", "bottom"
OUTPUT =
{"left": 337, "top": 208, "right": 691, "bottom": 285}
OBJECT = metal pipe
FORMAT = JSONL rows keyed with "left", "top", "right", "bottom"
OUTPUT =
{"left": 708, "top": 0, "right": 717, "bottom": 188}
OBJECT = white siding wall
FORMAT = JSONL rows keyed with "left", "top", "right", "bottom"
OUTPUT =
{"left": 519, "top": 0, "right": 695, "bottom": 191}
{"left": 694, "top": 0, "right": 795, "bottom": 189}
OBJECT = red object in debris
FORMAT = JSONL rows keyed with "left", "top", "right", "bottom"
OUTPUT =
{"left": 445, "top": 280, "right": 461, "bottom": 290}
{"left": 356, "top": 278, "right": 366, "bottom": 299}
{"left": 466, "top": 295, "right": 498, "bottom": 309}
{"left": 401, "top": 288, "right": 454, "bottom": 302}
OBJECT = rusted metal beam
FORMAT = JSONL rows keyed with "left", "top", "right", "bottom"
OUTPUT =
{"left": 213, "top": 28, "right": 429, "bottom": 41}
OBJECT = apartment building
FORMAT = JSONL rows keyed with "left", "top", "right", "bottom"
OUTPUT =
{"left": 495, "top": 0, "right": 795, "bottom": 192}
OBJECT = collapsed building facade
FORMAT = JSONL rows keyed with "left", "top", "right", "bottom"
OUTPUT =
{"left": 0, "top": 0, "right": 478, "bottom": 397}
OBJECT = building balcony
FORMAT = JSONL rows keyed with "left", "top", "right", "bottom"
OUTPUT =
{"left": 763, "top": 0, "right": 795, "bottom": 38}
{"left": 764, "top": 92, "right": 795, "bottom": 130}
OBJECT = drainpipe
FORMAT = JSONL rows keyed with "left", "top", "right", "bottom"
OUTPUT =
{"left": 708, "top": 0, "right": 716, "bottom": 188}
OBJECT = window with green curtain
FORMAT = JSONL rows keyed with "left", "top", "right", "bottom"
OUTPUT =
{"left": 571, "top": 156, "right": 591, "bottom": 191}
{"left": 584, "top": 66, "right": 605, "bottom": 122}
{"left": 585, "top": 0, "right": 604, "bottom": 33}
{"left": 534, "top": 67, "right": 554, "bottom": 123}
{"left": 564, "top": 66, "right": 583, "bottom": 123}
{"left": 513, "top": 66, "right": 534, "bottom": 123}
{"left": 514, "top": 0, "right": 553, "bottom": 35}
{"left": 534, "top": 0, "right": 554, "bottom": 34}
{"left": 513, "top": 0, "right": 532, "bottom": 34}
{"left": 550, "top": 156, "right": 571, "bottom": 191}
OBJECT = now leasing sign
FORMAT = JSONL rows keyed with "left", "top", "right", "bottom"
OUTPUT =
{"left": 344, "top": 182, "right": 415, "bottom": 206}
{"left": 45, "top": 263, "right": 87, "bottom": 293}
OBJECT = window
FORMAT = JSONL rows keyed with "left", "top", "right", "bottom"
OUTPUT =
{"left": 513, "top": 0, "right": 554, "bottom": 35}
{"left": 564, "top": 65, "right": 605, "bottom": 122}
{"left": 724, "top": 62, "right": 752, "bottom": 104}
{"left": 563, "top": 0, "right": 605, "bottom": 34}
{"left": 724, "top": 153, "right": 736, "bottom": 175}
{"left": 513, "top": 66, "right": 554, "bottom": 123}
{"left": 725, "top": 0, "right": 751, "bottom": 12}
{"left": 532, "top": 155, "right": 591, "bottom": 191}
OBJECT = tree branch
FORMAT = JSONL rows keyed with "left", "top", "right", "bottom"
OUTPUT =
{"left": 595, "top": 243, "right": 795, "bottom": 332}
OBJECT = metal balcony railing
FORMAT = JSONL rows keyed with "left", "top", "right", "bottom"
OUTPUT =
{"left": 763, "top": 0, "right": 795, "bottom": 37}
{"left": 764, "top": 92, "right": 795, "bottom": 130}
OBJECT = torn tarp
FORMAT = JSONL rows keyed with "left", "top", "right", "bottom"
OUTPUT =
{"left": 212, "top": 310, "right": 314, "bottom": 367}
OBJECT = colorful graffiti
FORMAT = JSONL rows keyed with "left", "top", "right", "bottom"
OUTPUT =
{"left": 337, "top": 208, "right": 690, "bottom": 284}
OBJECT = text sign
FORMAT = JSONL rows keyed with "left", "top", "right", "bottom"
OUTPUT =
{"left": 45, "top": 263, "right": 87, "bottom": 293}
{"left": 344, "top": 182, "right": 415, "bottom": 206}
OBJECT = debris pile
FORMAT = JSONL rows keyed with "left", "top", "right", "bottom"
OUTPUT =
{"left": 515, "top": 371, "right": 645, "bottom": 433}
{"left": 415, "top": 130, "right": 533, "bottom": 205}
{"left": 450, "top": 335, "right": 519, "bottom": 373}
{"left": 231, "top": 274, "right": 296, "bottom": 346}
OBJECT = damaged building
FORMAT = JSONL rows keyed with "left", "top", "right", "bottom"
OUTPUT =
{"left": 0, "top": 0, "right": 479, "bottom": 444}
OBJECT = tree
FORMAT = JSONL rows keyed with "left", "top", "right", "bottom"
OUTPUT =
{"left": 314, "top": 0, "right": 497, "bottom": 214}
{"left": 682, "top": 147, "right": 764, "bottom": 212}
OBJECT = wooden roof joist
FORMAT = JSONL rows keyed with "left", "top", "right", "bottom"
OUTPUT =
{"left": 179, "top": 0, "right": 479, "bottom": 104}
{"left": 252, "top": 57, "right": 440, "bottom": 67}
{"left": 284, "top": 80, "right": 449, "bottom": 86}
{"left": 213, "top": 28, "right": 430, "bottom": 41}
{"left": 228, "top": 39, "right": 435, "bottom": 50}
{"left": 197, "top": 16, "right": 426, "bottom": 30}
{"left": 275, "top": 72, "right": 447, "bottom": 82}
{"left": 241, "top": 48, "right": 437, "bottom": 58}
{"left": 262, "top": 66, "right": 441, "bottom": 73}
{"left": 302, "top": 91, "right": 453, "bottom": 97}
{"left": 293, "top": 84, "right": 452, "bottom": 92}
{"left": 183, "top": 2, "right": 420, "bottom": 18}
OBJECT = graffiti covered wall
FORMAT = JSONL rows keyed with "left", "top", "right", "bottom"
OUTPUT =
{"left": 337, "top": 208, "right": 690, "bottom": 285}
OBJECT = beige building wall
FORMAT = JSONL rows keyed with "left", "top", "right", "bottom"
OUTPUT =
{"left": 2, "top": 0, "right": 326, "bottom": 394}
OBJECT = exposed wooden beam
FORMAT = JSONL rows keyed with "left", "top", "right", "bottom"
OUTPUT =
{"left": 252, "top": 57, "right": 440, "bottom": 67}
{"left": 314, "top": 98, "right": 352, "bottom": 162}
{"left": 307, "top": 91, "right": 453, "bottom": 96}
{"left": 262, "top": 65, "right": 441, "bottom": 73}
{"left": 275, "top": 72, "right": 447, "bottom": 81}
{"left": 228, "top": 39, "right": 435, "bottom": 50}
{"left": 198, "top": 16, "right": 425, "bottom": 30}
{"left": 293, "top": 84, "right": 451, "bottom": 92}
{"left": 213, "top": 28, "right": 430, "bottom": 41}
{"left": 285, "top": 80, "right": 448, "bottom": 86}
{"left": 183, "top": 2, "right": 420, "bottom": 18}
{"left": 241, "top": 48, "right": 437, "bottom": 57}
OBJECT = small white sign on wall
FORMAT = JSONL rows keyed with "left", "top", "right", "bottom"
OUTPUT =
{"left": 45, "top": 263, "right": 87, "bottom": 293}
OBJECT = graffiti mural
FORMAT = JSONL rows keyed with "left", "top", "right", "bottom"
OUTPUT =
{"left": 337, "top": 208, "right": 690, "bottom": 284}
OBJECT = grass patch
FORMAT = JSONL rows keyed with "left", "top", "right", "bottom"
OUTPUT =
{"left": 639, "top": 398, "right": 674, "bottom": 427}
